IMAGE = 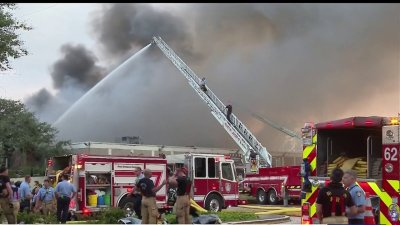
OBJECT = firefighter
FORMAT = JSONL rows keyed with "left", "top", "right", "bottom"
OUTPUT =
{"left": 19, "top": 175, "right": 32, "bottom": 213}
{"left": 316, "top": 168, "right": 357, "bottom": 224}
{"left": 173, "top": 167, "right": 192, "bottom": 224}
{"left": 342, "top": 170, "right": 366, "bottom": 224}
{"left": 0, "top": 166, "right": 18, "bottom": 224}
{"left": 36, "top": 179, "right": 56, "bottom": 216}
{"left": 225, "top": 104, "right": 233, "bottom": 123}
{"left": 137, "top": 169, "right": 166, "bottom": 224}
{"left": 200, "top": 77, "right": 207, "bottom": 92}
{"left": 55, "top": 174, "right": 77, "bottom": 224}
{"left": 128, "top": 167, "right": 144, "bottom": 219}
{"left": 301, "top": 158, "right": 312, "bottom": 193}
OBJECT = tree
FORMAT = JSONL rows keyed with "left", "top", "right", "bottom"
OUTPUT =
{"left": 0, "top": 98, "right": 69, "bottom": 172}
{"left": 0, "top": 3, "right": 31, "bottom": 71}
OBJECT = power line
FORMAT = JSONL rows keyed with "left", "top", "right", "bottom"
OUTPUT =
{"left": 19, "top": 3, "right": 59, "bottom": 20}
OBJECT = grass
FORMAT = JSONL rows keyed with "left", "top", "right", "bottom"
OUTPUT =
{"left": 165, "top": 211, "right": 258, "bottom": 224}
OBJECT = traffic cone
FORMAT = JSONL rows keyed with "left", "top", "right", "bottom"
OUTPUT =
{"left": 364, "top": 192, "right": 376, "bottom": 224}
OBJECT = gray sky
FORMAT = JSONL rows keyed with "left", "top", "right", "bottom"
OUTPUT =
{"left": 1, "top": 3, "right": 96, "bottom": 98}
{"left": 1, "top": 3, "right": 400, "bottom": 154}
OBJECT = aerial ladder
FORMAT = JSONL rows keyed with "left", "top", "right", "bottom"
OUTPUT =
{"left": 250, "top": 113, "right": 302, "bottom": 140}
{"left": 151, "top": 36, "right": 272, "bottom": 168}
{"left": 233, "top": 102, "right": 301, "bottom": 140}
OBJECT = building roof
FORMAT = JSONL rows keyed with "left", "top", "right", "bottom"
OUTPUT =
{"left": 67, "top": 142, "right": 239, "bottom": 155}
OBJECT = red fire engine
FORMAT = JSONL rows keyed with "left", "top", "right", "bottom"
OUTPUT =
{"left": 46, "top": 154, "right": 168, "bottom": 214}
{"left": 300, "top": 116, "right": 400, "bottom": 225}
{"left": 166, "top": 153, "right": 243, "bottom": 212}
{"left": 242, "top": 166, "right": 301, "bottom": 205}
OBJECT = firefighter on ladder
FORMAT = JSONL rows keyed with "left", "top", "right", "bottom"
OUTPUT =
{"left": 316, "top": 168, "right": 358, "bottom": 224}
{"left": 249, "top": 150, "right": 258, "bottom": 172}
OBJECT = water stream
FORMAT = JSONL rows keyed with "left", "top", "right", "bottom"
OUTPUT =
{"left": 53, "top": 43, "right": 152, "bottom": 126}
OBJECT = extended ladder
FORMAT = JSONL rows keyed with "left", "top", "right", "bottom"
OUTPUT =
{"left": 152, "top": 36, "right": 272, "bottom": 167}
{"left": 251, "top": 113, "right": 302, "bottom": 140}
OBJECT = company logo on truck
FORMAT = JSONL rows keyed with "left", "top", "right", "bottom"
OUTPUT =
{"left": 386, "top": 130, "right": 394, "bottom": 140}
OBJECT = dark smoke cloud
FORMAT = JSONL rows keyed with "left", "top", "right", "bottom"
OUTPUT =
{"left": 25, "top": 86, "right": 86, "bottom": 124}
{"left": 28, "top": 4, "right": 400, "bottom": 155}
{"left": 51, "top": 44, "right": 106, "bottom": 90}
{"left": 25, "top": 44, "right": 106, "bottom": 123}
{"left": 25, "top": 88, "right": 52, "bottom": 111}
{"left": 91, "top": 4, "right": 194, "bottom": 59}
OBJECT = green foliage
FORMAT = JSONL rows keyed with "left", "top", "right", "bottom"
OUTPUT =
{"left": 0, "top": 3, "right": 32, "bottom": 71}
{"left": 17, "top": 211, "right": 38, "bottom": 224}
{"left": 96, "top": 207, "right": 126, "bottom": 224}
{"left": 41, "top": 214, "right": 58, "bottom": 224}
{"left": 17, "top": 212, "right": 59, "bottom": 224}
{"left": 24, "top": 208, "right": 258, "bottom": 224}
{"left": 0, "top": 98, "right": 70, "bottom": 172}
{"left": 165, "top": 213, "right": 177, "bottom": 224}
{"left": 165, "top": 210, "right": 258, "bottom": 224}
{"left": 75, "top": 210, "right": 103, "bottom": 222}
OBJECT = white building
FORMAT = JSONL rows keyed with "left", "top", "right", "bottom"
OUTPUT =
{"left": 66, "top": 142, "right": 301, "bottom": 167}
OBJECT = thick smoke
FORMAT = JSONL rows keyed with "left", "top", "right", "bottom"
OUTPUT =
{"left": 51, "top": 44, "right": 105, "bottom": 90}
{"left": 25, "top": 44, "right": 105, "bottom": 123}
{"left": 28, "top": 4, "right": 400, "bottom": 154}
{"left": 90, "top": 4, "right": 194, "bottom": 60}
{"left": 26, "top": 88, "right": 52, "bottom": 110}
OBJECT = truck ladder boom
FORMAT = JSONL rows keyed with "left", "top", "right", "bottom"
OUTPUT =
{"left": 152, "top": 36, "right": 272, "bottom": 167}
{"left": 251, "top": 113, "right": 301, "bottom": 140}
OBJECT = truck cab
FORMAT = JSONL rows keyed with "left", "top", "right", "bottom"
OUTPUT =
{"left": 166, "top": 153, "right": 240, "bottom": 212}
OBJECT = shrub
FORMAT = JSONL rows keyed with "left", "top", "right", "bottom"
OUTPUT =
{"left": 18, "top": 211, "right": 40, "bottom": 224}
{"left": 164, "top": 211, "right": 257, "bottom": 224}
{"left": 165, "top": 213, "right": 177, "bottom": 224}
{"left": 97, "top": 207, "right": 126, "bottom": 224}
{"left": 17, "top": 211, "right": 57, "bottom": 224}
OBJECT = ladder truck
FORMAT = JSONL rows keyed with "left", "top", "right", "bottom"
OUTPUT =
{"left": 151, "top": 36, "right": 301, "bottom": 205}
{"left": 151, "top": 36, "right": 271, "bottom": 170}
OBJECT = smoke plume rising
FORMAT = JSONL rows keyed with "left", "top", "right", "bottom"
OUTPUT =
{"left": 26, "top": 4, "right": 400, "bottom": 154}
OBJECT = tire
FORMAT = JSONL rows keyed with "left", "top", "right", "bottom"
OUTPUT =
{"left": 267, "top": 189, "right": 278, "bottom": 205}
{"left": 118, "top": 196, "right": 137, "bottom": 216}
{"left": 256, "top": 189, "right": 267, "bottom": 205}
{"left": 204, "top": 193, "right": 223, "bottom": 212}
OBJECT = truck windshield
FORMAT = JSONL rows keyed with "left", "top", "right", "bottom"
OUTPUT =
{"left": 316, "top": 128, "right": 382, "bottom": 179}
{"left": 221, "top": 163, "right": 235, "bottom": 181}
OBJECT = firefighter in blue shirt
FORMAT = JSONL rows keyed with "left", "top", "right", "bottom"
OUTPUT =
{"left": 342, "top": 170, "right": 366, "bottom": 224}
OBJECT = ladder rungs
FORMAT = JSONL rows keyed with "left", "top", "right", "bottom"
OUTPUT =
{"left": 153, "top": 36, "right": 272, "bottom": 167}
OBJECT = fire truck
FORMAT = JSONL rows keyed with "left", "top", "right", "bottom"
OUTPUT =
{"left": 152, "top": 36, "right": 301, "bottom": 206}
{"left": 242, "top": 166, "right": 301, "bottom": 205}
{"left": 166, "top": 153, "right": 243, "bottom": 212}
{"left": 241, "top": 113, "right": 302, "bottom": 205}
{"left": 46, "top": 154, "right": 168, "bottom": 214}
{"left": 300, "top": 116, "right": 400, "bottom": 225}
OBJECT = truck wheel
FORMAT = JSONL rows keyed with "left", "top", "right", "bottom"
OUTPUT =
{"left": 118, "top": 196, "right": 136, "bottom": 216}
{"left": 267, "top": 189, "right": 278, "bottom": 205}
{"left": 256, "top": 189, "right": 267, "bottom": 204}
{"left": 205, "top": 194, "right": 222, "bottom": 212}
